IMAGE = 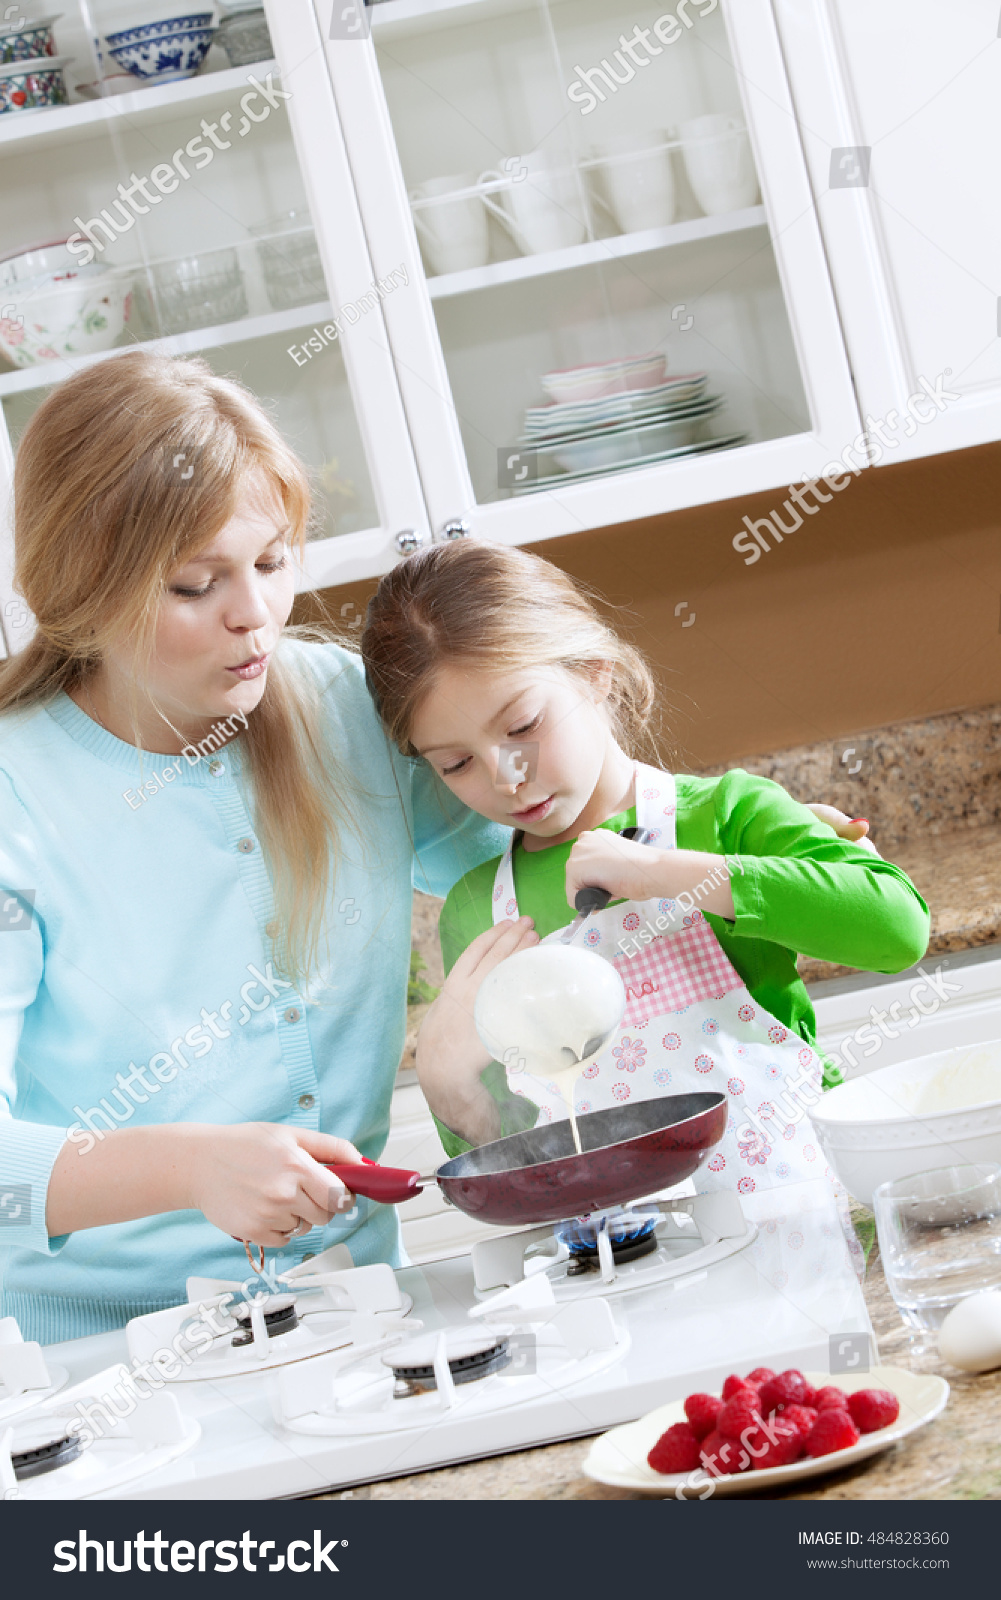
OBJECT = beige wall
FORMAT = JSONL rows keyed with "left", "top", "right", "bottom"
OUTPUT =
{"left": 295, "top": 440, "right": 1001, "bottom": 769}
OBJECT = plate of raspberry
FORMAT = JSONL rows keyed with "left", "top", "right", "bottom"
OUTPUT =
{"left": 582, "top": 1367, "right": 949, "bottom": 1497}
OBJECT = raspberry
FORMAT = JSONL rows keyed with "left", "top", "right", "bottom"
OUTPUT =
{"left": 758, "top": 1369, "right": 811, "bottom": 1415}
{"left": 717, "top": 1393, "right": 762, "bottom": 1441}
{"left": 805, "top": 1409, "right": 861, "bottom": 1458}
{"left": 647, "top": 1421, "right": 702, "bottom": 1474}
{"left": 721, "top": 1372, "right": 755, "bottom": 1401}
{"left": 747, "top": 1415, "right": 802, "bottom": 1469}
{"left": 700, "top": 1428, "right": 748, "bottom": 1476}
{"left": 745, "top": 1366, "right": 775, "bottom": 1386}
{"left": 779, "top": 1404, "right": 818, "bottom": 1444}
{"left": 813, "top": 1385, "right": 849, "bottom": 1411}
{"left": 847, "top": 1389, "right": 900, "bottom": 1434}
{"left": 683, "top": 1392, "right": 723, "bottom": 1441}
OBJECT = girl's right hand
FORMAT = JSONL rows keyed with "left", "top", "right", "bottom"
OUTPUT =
{"left": 183, "top": 1122, "right": 365, "bottom": 1247}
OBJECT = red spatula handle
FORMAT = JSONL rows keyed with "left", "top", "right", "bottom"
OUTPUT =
{"left": 326, "top": 1160, "right": 425, "bottom": 1205}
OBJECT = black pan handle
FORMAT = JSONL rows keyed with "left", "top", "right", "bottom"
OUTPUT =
{"left": 573, "top": 825, "right": 655, "bottom": 913}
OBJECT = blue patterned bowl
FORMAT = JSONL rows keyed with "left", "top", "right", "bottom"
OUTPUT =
{"left": 105, "top": 16, "right": 215, "bottom": 82}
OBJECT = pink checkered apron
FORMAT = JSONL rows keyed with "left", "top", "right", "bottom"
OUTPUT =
{"left": 490, "top": 763, "right": 828, "bottom": 1197}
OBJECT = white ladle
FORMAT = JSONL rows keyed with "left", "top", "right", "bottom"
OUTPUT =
{"left": 474, "top": 946, "right": 627, "bottom": 1154}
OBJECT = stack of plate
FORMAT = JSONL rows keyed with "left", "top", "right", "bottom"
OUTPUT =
{"left": 513, "top": 365, "right": 747, "bottom": 494}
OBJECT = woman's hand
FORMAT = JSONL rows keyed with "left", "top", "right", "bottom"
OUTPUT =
{"left": 805, "top": 803, "right": 880, "bottom": 855}
{"left": 182, "top": 1122, "right": 365, "bottom": 1247}
{"left": 415, "top": 916, "right": 539, "bottom": 1148}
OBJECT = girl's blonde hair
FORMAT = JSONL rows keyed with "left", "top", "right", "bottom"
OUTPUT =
{"left": 1, "top": 348, "right": 357, "bottom": 991}
{"left": 362, "top": 539, "right": 659, "bottom": 760}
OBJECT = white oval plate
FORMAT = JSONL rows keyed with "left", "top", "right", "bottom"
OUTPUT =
{"left": 582, "top": 1367, "right": 949, "bottom": 1497}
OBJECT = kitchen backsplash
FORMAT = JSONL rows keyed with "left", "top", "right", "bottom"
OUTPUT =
{"left": 694, "top": 701, "right": 1000, "bottom": 850}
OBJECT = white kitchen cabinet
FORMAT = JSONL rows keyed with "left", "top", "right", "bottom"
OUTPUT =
{"left": 773, "top": 0, "right": 1001, "bottom": 464}
{"left": 326, "top": 0, "right": 862, "bottom": 546}
{"left": 0, "top": 1, "right": 430, "bottom": 656}
{"left": 7, "top": 0, "right": 990, "bottom": 650}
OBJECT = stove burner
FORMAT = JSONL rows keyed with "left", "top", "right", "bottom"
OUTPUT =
{"left": 556, "top": 1211, "right": 659, "bottom": 1275}
{"left": 231, "top": 1298, "right": 299, "bottom": 1347}
{"left": 12, "top": 1433, "right": 82, "bottom": 1481}
{"left": 385, "top": 1333, "right": 511, "bottom": 1398}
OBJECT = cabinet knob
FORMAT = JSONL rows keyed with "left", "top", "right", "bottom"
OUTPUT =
{"left": 395, "top": 529, "right": 427, "bottom": 555}
{"left": 437, "top": 518, "right": 471, "bottom": 541}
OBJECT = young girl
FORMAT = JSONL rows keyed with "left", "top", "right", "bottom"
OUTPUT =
{"left": 362, "top": 541, "right": 930, "bottom": 1195}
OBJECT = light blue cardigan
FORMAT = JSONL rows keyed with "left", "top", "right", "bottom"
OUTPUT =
{"left": 0, "top": 640, "right": 506, "bottom": 1344}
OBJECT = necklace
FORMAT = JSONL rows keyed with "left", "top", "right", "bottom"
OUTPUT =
{"left": 80, "top": 679, "right": 201, "bottom": 755}
{"left": 82, "top": 680, "right": 110, "bottom": 734}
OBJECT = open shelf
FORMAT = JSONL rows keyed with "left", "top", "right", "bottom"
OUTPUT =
{"left": 0, "top": 60, "right": 281, "bottom": 154}
{"left": 424, "top": 206, "right": 768, "bottom": 299}
{"left": 0, "top": 298, "right": 335, "bottom": 399}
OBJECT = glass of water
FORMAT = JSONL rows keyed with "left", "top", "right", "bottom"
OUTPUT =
{"left": 874, "top": 1163, "right": 1001, "bottom": 1335}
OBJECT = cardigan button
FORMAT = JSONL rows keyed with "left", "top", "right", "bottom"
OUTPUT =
{"left": 285, "top": 1006, "right": 301, "bottom": 1024}
{"left": 298, "top": 1092, "right": 315, "bottom": 1109}
{"left": 237, "top": 837, "right": 255, "bottom": 853}
{"left": 208, "top": 759, "right": 224, "bottom": 776}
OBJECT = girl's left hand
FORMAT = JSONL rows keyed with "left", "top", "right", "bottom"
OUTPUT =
{"left": 566, "top": 830, "right": 663, "bottom": 908}
{"left": 806, "top": 803, "right": 881, "bottom": 855}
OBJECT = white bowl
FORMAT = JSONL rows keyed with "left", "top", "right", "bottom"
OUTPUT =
{"left": 810, "top": 1040, "right": 1001, "bottom": 1208}
{"left": 0, "top": 238, "right": 104, "bottom": 289}
{"left": 0, "top": 273, "right": 133, "bottom": 368}
{"left": 542, "top": 353, "right": 667, "bottom": 405}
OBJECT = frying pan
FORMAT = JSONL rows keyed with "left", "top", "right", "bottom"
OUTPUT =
{"left": 327, "top": 1092, "right": 727, "bottom": 1227}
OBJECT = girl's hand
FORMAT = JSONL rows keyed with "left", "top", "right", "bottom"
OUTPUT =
{"left": 183, "top": 1122, "right": 365, "bottom": 1247}
{"left": 566, "top": 830, "right": 664, "bottom": 908}
{"left": 415, "top": 917, "right": 539, "bottom": 1147}
{"left": 806, "top": 803, "right": 880, "bottom": 855}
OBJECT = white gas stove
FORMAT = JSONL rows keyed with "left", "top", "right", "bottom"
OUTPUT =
{"left": 0, "top": 1178, "right": 872, "bottom": 1500}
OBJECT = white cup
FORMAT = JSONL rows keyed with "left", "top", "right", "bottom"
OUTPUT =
{"left": 679, "top": 114, "right": 760, "bottom": 216}
{"left": 408, "top": 173, "right": 490, "bottom": 275}
{"left": 477, "top": 151, "right": 588, "bottom": 256}
{"left": 591, "top": 130, "right": 676, "bottom": 234}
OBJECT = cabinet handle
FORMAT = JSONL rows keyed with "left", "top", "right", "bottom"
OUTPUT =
{"left": 395, "top": 529, "right": 427, "bottom": 555}
{"left": 437, "top": 519, "right": 471, "bottom": 541}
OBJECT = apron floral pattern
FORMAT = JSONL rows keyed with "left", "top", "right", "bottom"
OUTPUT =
{"left": 491, "top": 763, "right": 831, "bottom": 1198}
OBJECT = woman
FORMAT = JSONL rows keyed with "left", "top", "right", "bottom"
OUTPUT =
{"left": 0, "top": 350, "right": 871, "bottom": 1344}
{"left": 0, "top": 350, "right": 507, "bottom": 1343}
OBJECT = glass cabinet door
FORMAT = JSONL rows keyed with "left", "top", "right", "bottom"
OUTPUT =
{"left": 0, "top": 0, "right": 426, "bottom": 654}
{"left": 325, "top": 0, "right": 861, "bottom": 544}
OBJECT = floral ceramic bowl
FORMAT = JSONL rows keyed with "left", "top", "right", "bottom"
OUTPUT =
{"left": 0, "top": 53, "right": 71, "bottom": 114}
{"left": 0, "top": 273, "right": 133, "bottom": 368}
{"left": 104, "top": 14, "right": 215, "bottom": 82}
{"left": 0, "top": 13, "right": 62, "bottom": 64}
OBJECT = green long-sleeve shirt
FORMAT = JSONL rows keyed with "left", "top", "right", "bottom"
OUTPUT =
{"left": 434, "top": 769, "right": 930, "bottom": 1158}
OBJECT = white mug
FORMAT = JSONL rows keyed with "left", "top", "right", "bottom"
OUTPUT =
{"left": 590, "top": 130, "right": 676, "bottom": 234}
{"left": 477, "top": 151, "right": 588, "bottom": 256}
{"left": 679, "top": 114, "right": 760, "bottom": 216}
{"left": 408, "top": 173, "right": 490, "bottom": 275}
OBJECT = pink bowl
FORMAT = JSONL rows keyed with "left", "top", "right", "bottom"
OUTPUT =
{"left": 542, "top": 353, "right": 667, "bottom": 405}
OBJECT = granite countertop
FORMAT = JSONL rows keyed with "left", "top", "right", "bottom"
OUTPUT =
{"left": 318, "top": 1240, "right": 1001, "bottom": 1502}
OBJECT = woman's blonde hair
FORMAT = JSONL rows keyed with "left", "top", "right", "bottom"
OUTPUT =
{"left": 0, "top": 348, "right": 356, "bottom": 991}
{"left": 362, "top": 539, "right": 660, "bottom": 761}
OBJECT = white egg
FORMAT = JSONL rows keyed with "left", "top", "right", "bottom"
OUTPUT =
{"left": 937, "top": 1290, "right": 1001, "bottom": 1372}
